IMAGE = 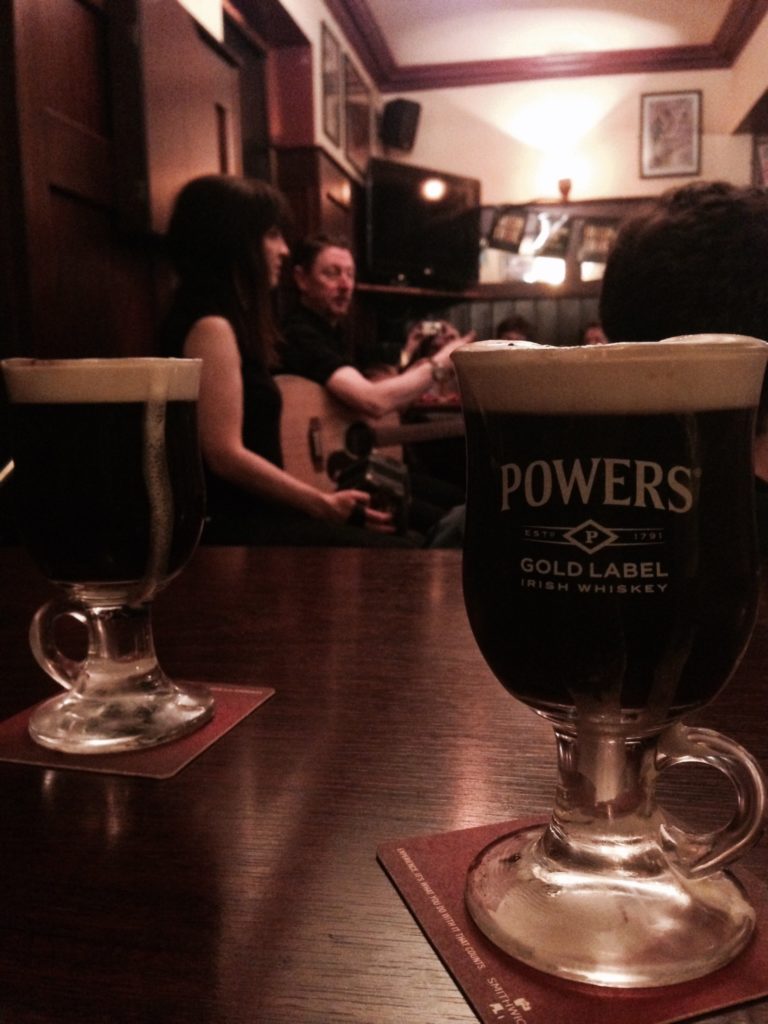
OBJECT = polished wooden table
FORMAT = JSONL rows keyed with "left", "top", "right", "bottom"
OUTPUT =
{"left": 0, "top": 545, "right": 766, "bottom": 1024}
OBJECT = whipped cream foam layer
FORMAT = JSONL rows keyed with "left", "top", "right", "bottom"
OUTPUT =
{"left": 452, "top": 336, "right": 767, "bottom": 414}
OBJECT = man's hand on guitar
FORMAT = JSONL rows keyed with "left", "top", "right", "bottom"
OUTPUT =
{"left": 320, "top": 489, "right": 395, "bottom": 533}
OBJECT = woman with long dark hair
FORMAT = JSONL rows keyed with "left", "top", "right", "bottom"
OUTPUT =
{"left": 160, "top": 175, "right": 404, "bottom": 545}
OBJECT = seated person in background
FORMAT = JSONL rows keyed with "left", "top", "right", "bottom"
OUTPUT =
{"left": 280, "top": 236, "right": 468, "bottom": 535}
{"left": 579, "top": 321, "right": 608, "bottom": 346}
{"left": 496, "top": 314, "right": 534, "bottom": 341}
{"left": 394, "top": 318, "right": 475, "bottom": 494}
{"left": 158, "top": 175, "right": 413, "bottom": 548}
{"left": 599, "top": 179, "right": 768, "bottom": 554}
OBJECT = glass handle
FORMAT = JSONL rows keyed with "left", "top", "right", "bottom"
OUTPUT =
{"left": 656, "top": 722, "right": 767, "bottom": 878}
{"left": 29, "top": 597, "right": 88, "bottom": 691}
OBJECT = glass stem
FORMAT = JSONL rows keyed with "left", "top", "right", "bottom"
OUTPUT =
{"left": 541, "top": 726, "right": 667, "bottom": 873}
{"left": 77, "top": 601, "right": 168, "bottom": 698}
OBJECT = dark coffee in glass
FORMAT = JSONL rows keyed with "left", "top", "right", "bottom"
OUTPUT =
{"left": 452, "top": 336, "right": 768, "bottom": 988}
{"left": 463, "top": 404, "right": 757, "bottom": 725}
{"left": 11, "top": 399, "right": 204, "bottom": 587}
{"left": 2, "top": 358, "right": 214, "bottom": 754}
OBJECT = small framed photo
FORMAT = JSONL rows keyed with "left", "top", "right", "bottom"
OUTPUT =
{"left": 578, "top": 219, "right": 620, "bottom": 263}
{"left": 344, "top": 55, "right": 371, "bottom": 176}
{"left": 640, "top": 91, "right": 701, "bottom": 178}
{"left": 321, "top": 24, "right": 342, "bottom": 146}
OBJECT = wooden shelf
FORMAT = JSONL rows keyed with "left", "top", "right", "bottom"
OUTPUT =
{"left": 355, "top": 281, "right": 481, "bottom": 301}
{"left": 355, "top": 279, "right": 601, "bottom": 301}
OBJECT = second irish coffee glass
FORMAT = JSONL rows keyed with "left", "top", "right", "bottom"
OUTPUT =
{"left": 452, "top": 337, "right": 768, "bottom": 988}
{"left": 2, "top": 357, "right": 214, "bottom": 754}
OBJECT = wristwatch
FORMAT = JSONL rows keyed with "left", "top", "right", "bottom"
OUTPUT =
{"left": 429, "top": 357, "right": 451, "bottom": 384}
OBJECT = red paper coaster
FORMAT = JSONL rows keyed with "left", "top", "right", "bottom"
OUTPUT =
{"left": 0, "top": 684, "right": 274, "bottom": 778}
{"left": 378, "top": 818, "right": 768, "bottom": 1024}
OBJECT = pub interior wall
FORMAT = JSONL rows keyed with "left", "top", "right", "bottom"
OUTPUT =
{"left": 395, "top": 68, "right": 752, "bottom": 205}
{"left": 273, "top": 0, "right": 768, "bottom": 205}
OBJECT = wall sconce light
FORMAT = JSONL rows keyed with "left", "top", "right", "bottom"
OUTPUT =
{"left": 421, "top": 177, "right": 447, "bottom": 202}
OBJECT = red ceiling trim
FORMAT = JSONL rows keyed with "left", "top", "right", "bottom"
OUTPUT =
{"left": 378, "top": 46, "right": 730, "bottom": 93}
{"left": 323, "top": 0, "right": 395, "bottom": 81}
{"left": 713, "top": 0, "right": 768, "bottom": 59}
{"left": 325, "top": 0, "right": 768, "bottom": 93}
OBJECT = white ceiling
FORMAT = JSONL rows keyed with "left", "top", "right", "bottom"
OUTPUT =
{"left": 364, "top": 0, "right": 729, "bottom": 66}
{"left": 324, "top": 0, "right": 763, "bottom": 92}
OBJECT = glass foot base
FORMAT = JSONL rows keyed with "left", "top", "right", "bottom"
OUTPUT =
{"left": 28, "top": 681, "right": 215, "bottom": 754}
{"left": 466, "top": 824, "right": 755, "bottom": 988}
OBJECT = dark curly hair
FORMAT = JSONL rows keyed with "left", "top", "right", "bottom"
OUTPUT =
{"left": 290, "top": 233, "right": 353, "bottom": 273}
{"left": 600, "top": 181, "right": 768, "bottom": 424}
{"left": 601, "top": 182, "right": 768, "bottom": 345}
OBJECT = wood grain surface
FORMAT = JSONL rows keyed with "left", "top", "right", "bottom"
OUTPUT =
{"left": 0, "top": 545, "right": 765, "bottom": 1024}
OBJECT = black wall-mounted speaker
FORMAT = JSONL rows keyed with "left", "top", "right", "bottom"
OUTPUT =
{"left": 380, "top": 99, "right": 421, "bottom": 152}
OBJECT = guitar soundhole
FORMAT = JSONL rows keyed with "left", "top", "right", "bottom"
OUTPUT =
{"left": 345, "top": 422, "right": 375, "bottom": 457}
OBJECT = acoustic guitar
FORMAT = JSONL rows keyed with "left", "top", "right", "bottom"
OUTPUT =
{"left": 276, "top": 374, "right": 464, "bottom": 492}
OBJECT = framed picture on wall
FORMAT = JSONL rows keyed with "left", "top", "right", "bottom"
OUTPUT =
{"left": 344, "top": 55, "right": 371, "bottom": 175}
{"left": 321, "top": 24, "right": 342, "bottom": 146}
{"left": 640, "top": 90, "right": 701, "bottom": 178}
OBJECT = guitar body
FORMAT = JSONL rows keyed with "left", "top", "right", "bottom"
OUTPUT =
{"left": 276, "top": 375, "right": 402, "bottom": 492}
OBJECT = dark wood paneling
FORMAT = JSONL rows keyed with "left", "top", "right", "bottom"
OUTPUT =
{"left": 266, "top": 45, "right": 314, "bottom": 147}
{"left": 275, "top": 146, "right": 358, "bottom": 241}
{"left": 0, "top": 0, "right": 25, "bottom": 356}
{"left": 2, "top": 0, "right": 158, "bottom": 358}
{"left": 110, "top": 0, "right": 243, "bottom": 236}
{"left": 46, "top": 189, "right": 157, "bottom": 358}
{"left": 1, "top": 0, "right": 256, "bottom": 359}
{"left": 45, "top": 110, "right": 112, "bottom": 206}
{"left": 228, "top": 0, "right": 309, "bottom": 47}
{"left": 224, "top": 15, "right": 271, "bottom": 179}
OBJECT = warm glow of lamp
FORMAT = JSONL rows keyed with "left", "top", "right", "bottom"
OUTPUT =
{"left": 505, "top": 93, "right": 603, "bottom": 153}
{"left": 501, "top": 87, "right": 607, "bottom": 200}
{"left": 536, "top": 152, "right": 591, "bottom": 201}
{"left": 421, "top": 177, "right": 447, "bottom": 201}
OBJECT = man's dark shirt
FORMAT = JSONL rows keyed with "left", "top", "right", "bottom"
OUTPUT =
{"left": 279, "top": 299, "right": 465, "bottom": 531}
{"left": 279, "top": 304, "right": 351, "bottom": 385}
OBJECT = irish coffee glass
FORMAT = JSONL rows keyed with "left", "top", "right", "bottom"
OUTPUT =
{"left": 2, "top": 358, "right": 214, "bottom": 754}
{"left": 453, "top": 337, "right": 767, "bottom": 987}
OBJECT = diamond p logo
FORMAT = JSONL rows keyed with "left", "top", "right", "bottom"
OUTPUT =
{"left": 563, "top": 519, "right": 618, "bottom": 554}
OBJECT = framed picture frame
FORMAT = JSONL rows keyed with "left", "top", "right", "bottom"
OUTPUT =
{"left": 578, "top": 219, "right": 620, "bottom": 263}
{"left": 321, "top": 24, "right": 342, "bottom": 146}
{"left": 344, "top": 55, "right": 371, "bottom": 176}
{"left": 640, "top": 91, "right": 701, "bottom": 178}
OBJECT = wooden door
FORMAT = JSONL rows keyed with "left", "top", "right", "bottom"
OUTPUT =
{"left": 4, "top": 0, "right": 153, "bottom": 357}
{"left": 1, "top": 0, "right": 243, "bottom": 359}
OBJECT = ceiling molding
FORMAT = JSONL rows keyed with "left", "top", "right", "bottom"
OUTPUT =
{"left": 713, "top": 0, "right": 768, "bottom": 60}
{"left": 324, "top": 0, "right": 768, "bottom": 93}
